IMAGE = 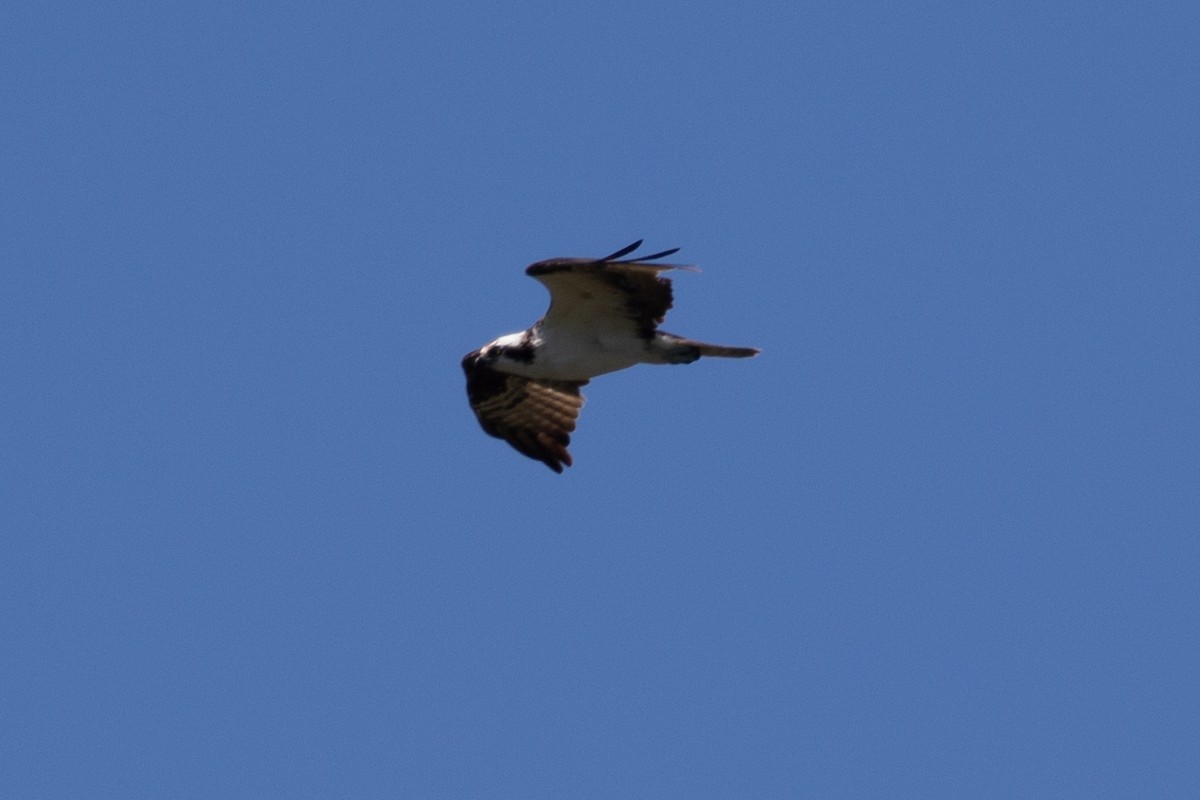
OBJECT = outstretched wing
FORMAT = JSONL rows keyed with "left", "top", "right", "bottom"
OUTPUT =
{"left": 463, "top": 358, "right": 588, "bottom": 473}
{"left": 525, "top": 240, "right": 692, "bottom": 339}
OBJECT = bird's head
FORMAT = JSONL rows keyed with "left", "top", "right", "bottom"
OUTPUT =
{"left": 461, "top": 347, "right": 493, "bottom": 376}
{"left": 464, "top": 332, "right": 533, "bottom": 374}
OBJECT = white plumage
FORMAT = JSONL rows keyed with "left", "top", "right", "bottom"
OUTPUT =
{"left": 462, "top": 241, "right": 759, "bottom": 472}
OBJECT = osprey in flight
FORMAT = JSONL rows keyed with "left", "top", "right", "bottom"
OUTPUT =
{"left": 462, "top": 241, "right": 760, "bottom": 472}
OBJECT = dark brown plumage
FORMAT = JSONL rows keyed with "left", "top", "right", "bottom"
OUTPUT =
{"left": 461, "top": 355, "right": 588, "bottom": 473}
{"left": 463, "top": 241, "right": 758, "bottom": 472}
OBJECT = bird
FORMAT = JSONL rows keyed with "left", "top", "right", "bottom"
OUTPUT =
{"left": 461, "top": 240, "right": 760, "bottom": 472}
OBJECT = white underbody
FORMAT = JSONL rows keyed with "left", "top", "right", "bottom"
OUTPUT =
{"left": 489, "top": 327, "right": 664, "bottom": 381}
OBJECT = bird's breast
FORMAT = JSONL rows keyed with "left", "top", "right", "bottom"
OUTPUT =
{"left": 518, "top": 330, "right": 648, "bottom": 380}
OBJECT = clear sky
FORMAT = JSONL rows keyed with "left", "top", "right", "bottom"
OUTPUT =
{"left": 3, "top": 1, "right": 1198, "bottom": 797}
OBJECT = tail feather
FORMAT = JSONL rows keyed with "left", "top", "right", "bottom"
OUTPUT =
{"left": 693, "top": 342, "right": 760, "bottom": 358}
{"left": 657, "top": 331, "right": 758, "bottom": 362}
{"left": 655, "top": 332, "right": 760, "bottom": 364}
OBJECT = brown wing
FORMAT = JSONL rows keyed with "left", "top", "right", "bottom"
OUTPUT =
{"left": 525, "top": 240, "right": 690, "bottom": 339}
{"left": 463, "top": 358, "right": 587, "bottom": 473}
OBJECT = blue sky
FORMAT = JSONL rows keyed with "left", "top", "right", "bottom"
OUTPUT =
{"left": 3, "top": 1, "right": 1198, "bottom": 796}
